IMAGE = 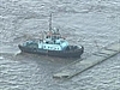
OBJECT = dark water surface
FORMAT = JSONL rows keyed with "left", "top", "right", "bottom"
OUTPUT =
{"left": 0, "top": 0, "right": 120, "bottom": 90}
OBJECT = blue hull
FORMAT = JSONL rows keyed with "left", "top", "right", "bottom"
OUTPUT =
{"left": 18, "top": 45, "right": 84, "bottom": 58}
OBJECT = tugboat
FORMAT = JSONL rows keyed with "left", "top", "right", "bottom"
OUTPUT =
{"left": 18, "top": 13, "right": 84, "bottom": 58}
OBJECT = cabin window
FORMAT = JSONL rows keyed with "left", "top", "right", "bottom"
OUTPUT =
{"left": 56, "top": 43, "right": 60, "bottom": 45}
{"left": 61, "top": 40, "right": 64, "bottom": 43}
{"left": 44, "top": 46, "right": 46, "bottom": 48}
{"left": 48, "top": 47, "right": 52, "bottom": 49}
{"left": 56, "top": 48, "right": 59, "bottom": 50}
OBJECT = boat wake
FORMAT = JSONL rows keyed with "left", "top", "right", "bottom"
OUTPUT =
{"left": 0, "top": 45, "right": 21, "bottom": 56}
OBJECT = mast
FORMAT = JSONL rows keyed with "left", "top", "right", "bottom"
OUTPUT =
{"left": 49, "top": 13, "right": 52, "bottom": 31}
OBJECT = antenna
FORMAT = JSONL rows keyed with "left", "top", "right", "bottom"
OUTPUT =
{"left": 49, "top": 12, "right": 52, "bottom": 31}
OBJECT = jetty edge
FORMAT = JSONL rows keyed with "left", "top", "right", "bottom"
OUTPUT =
{"left": 53, "top": 42, "right": 120, "bottom": 79}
